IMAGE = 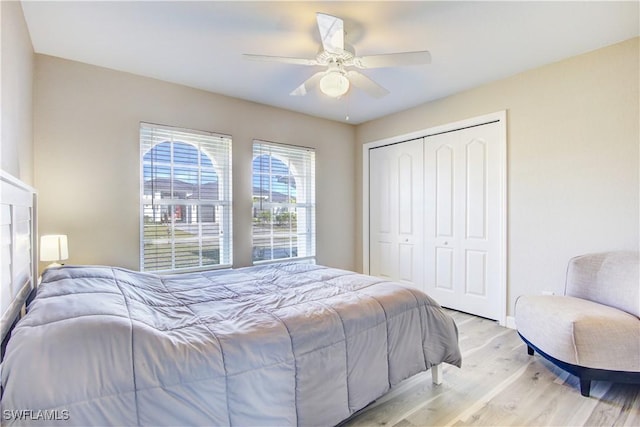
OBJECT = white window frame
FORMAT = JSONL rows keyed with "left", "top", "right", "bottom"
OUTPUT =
{"left": 140, "top": 122, "right": 232, "bottom": 273}
{"left": 252, "top": 140, "right": 316, "bottom": 264}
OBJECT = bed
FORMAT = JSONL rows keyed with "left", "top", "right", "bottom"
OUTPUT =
{"left": 0, "top": 172, "right": 461, "bottom": 427}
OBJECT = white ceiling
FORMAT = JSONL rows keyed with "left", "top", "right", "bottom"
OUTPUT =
{"left": 21, "top": 1, "right": 639, "bottom": 124}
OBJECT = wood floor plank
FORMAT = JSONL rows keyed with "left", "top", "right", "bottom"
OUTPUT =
{"left": 458, "top": 357, "right": 606, "bottom": 426}
{"left": 343, "top": 310, "right": 640, "bottom": 427}
{"left": 583, "top": 383, "right": 640, "bottom": 426}
{"left": 398, "top": 327, "right": 532, "bottom": 426}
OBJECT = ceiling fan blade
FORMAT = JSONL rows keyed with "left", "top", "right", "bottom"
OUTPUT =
{"left": 290, "top": 71, "right": 325, "bottom": 96}
{"left": 316, "top": 13, "right": 344, "bottom": 54}
{"left": 243, "top": 54, "right": 318, "bottom": 66}
{"left": 346, "top": 70, "right": 390, "bottom": 98}
{"left": 353, "top": 51, "right": 431, "bottom": 69}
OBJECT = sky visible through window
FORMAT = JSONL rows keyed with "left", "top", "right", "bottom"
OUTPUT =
{"left": 143, "top": 142, "right": 294, "bottom": 197}
{"left": 143, "top": 142, "right": 217, "bottom": 187}
{"left": 252, "top": 154, "right": 296, "bottom": 199}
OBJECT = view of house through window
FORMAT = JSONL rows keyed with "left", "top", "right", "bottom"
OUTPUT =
{"left": 140, "top": 123, "right": 232, "bottom": 272}
{"left": 252, "top": 141, "right": 316, "bottom": 263}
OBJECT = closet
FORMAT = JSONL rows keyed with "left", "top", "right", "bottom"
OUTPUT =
{"left": 366, "top": 113, "right": 506, "bottom": 322}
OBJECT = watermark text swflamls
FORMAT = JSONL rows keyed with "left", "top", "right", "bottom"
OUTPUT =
{"left": 3, "top": 409, "right": 70, "bottom": 422}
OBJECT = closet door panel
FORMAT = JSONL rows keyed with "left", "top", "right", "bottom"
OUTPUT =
{"left": 435, "top": 145, "right": 454, "bottom": 238}
{"left": 369, "top": 139, "right": 424, "bottom": 290}
{"left": 435, "top": 247, "right": 454, "bottom": 290}
{"left": 370, "top": 152, "right": 395, "bottom": 279}
{"left": 424, "top": 122, "right": 501, "bottom": 320}
{"left": 466, "top": 139, "right": 487, "bottom": 240}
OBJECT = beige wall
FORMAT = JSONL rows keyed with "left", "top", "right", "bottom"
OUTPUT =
{"left": 1, "top": 1, "right": 34, "bottom": 184}
{"left": 29, "top": 36, "right": 640, "bottom": 318}
{"left": 34, "top": 55, "right": 356, "bottom": 271}
{"left": 356, "top": 37, "right": 640, "bottom": 317}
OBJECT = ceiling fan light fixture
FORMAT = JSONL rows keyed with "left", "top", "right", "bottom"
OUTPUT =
{"left": 319, "top": 71, "right": 349, "bottom": 97}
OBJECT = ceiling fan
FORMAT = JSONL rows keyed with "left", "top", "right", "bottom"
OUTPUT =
{"left": 243, "top": 13, "right": 431, "bottom": 99}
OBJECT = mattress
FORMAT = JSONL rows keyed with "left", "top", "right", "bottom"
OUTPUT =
{"left": 1, "top": 263, "right": 461, "bottom": 426}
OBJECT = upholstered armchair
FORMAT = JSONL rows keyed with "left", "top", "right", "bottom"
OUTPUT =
{"left": 515, "top": 251, "right": 640, "bottom": 397}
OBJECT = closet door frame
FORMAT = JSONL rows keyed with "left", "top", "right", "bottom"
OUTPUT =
{"left": 363, "top": 110, "right": 507, "bottom": 326}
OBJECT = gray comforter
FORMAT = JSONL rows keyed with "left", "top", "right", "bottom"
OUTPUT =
{"left": 1, "top": 263, "right": 461, "bottom": 426}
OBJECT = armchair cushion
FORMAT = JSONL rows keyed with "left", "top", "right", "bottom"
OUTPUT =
{"left": 516, "top": 295, "right": 640, "bottom": 372}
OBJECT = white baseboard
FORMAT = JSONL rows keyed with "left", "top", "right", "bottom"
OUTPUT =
{"left": 505, "top": 316, "right": 517, "bottom": 330}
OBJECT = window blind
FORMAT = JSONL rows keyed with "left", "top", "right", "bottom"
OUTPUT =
{"left": 252, "top": 141, "right": 316, "bottom": 263}
{"left": 140, "top": 123, "right": 232, "bottom": 272}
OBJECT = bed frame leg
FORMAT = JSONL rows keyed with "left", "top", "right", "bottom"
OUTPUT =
{"left": 431, "top": 363, "right": 443, "bottom": 385}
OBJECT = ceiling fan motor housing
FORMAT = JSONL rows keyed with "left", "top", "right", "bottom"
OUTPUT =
{"left": 316, "top": 43, "right": 356, "bottom": 66}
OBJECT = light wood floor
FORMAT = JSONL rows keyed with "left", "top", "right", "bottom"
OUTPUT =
{"left": 343, "top": 310, "right": 640, "bottom": 427}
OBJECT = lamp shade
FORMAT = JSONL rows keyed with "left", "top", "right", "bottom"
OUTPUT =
{"left": 319, "top": 71, "right": 349, "bottom": 98}
{"left": 40, "top": 235, "right": 69, "bottom": 262}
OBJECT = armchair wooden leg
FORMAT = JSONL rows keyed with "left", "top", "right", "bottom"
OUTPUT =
{"left": 527, "top": 345, "right": 534, "bottom": 356}
{"left": 579, "top": 377, "right": 591, "bottom": 397}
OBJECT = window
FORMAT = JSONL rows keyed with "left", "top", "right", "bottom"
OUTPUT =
{"left": 140, "top": 123, "right": 232, "bottom": 272}
{"left": 252, "top": 141, "right": 315, "bottom": 263}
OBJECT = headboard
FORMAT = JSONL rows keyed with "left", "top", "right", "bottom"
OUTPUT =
{"left": 1, "top": 170, "right": 37, "bottom": 359}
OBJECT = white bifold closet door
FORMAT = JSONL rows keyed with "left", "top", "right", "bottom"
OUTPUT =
{"left": 368, "top": 121, "right": 502, "bottom": 320}
{"left": 369, "top": 138, "right": 424, "bottom": 290}
{"left": 423, "top": 122, "right": 501, "bottom": 320}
